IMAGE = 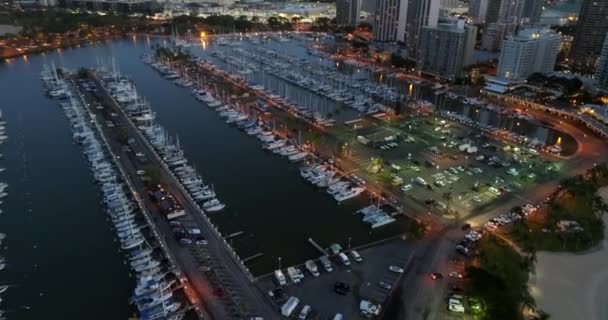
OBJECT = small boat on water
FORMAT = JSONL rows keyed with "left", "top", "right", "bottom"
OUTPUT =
{"left": 334, "top": 187, "right": 365, "bottom": 202}
{"left": 202, "top": 198, "right": 225, "bottom": 212}
{"left": 0, "top": 285, "right": 8, "bottom": 294}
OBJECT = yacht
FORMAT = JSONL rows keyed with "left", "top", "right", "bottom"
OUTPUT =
{"left": 133, "top": 259, "right": 161, "bottom": 273}
{"left": 264, "top": 140, "right": 286, "bottom": 150}
{"left": 334, "top": 187, "right": 365, "bottom": 202}
{"left": 121, "top": 235, "right": 145, "bottom": 250}
{"left": 130, "top": 249, "right": 153, "bottom": 261}
{"left": 288, "top": 152, "right": 308, "bottom": 162}
{"left": 202, "top": 198, "right": 225, "bottom": 212}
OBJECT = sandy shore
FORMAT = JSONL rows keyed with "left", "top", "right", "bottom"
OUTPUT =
{"left": 529, "top": 188, "right": 608, "bottom": 320}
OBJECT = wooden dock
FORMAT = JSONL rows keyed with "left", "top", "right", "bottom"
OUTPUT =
{"left": 242, "top": 253, "right": 264, "bottom": 263}
{"left": 226, "top": 231, "right": 244, "bottom": 239}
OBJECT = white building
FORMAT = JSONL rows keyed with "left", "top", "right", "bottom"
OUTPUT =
{"left": 497, "top": 27, "right": 561, "bottom": 82}
{"left": 336, "top": 0, "right": 362, "bottom": 25}
{"left": 418, "top": 18, "right": 477, "bottom": 79}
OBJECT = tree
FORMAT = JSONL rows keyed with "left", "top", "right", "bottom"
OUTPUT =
{"left": 358, "top": 22, "right": 372, "bottom": 31}
{"left": 527, "top": 72, "right": 547, "bottom": 84}
{"left": 267, "top": 16, "right": 280, "bottom": 29}
{"left": 520, "top": 285, "right": 537, "bottom": 314}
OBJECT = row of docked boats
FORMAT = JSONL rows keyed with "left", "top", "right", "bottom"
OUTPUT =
{"left": 0, "top": 109, "right": 7, "bottom": 318}
{"left": 355, "top": 205, "right": 396, "bottom": 229}
{"left": 210, "top": 44, "right": 397, "bottom": 114}
{"left": 42, "top": 66, "right": 185, "bottom": 320}
{"left": 195, "top": 89, "right": 312, "bottom": 163}
{"left": 0, "top": 231, "right": 6, "bottom": 318}
{"left": 144, "top": 57, "right": 314, "bottom": 165}
{"left": 145, "top": 56, "right": 369, "bottom": 204}
{"left": 299, "top": 164, "right": 366, "bottom": 203}
{"left": 97, "top": 67, "right": 226, "bottom": 213}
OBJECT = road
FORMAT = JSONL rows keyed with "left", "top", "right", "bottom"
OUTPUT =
{"left": 78, "top": 73, "right": 278, "bottom": 319}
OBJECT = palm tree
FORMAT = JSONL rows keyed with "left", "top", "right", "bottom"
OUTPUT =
{"left": 521, "top": 285, "right": 537, "bottom": 314}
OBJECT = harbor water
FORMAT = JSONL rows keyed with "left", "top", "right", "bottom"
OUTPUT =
{"left": 0, "top": 34, "right": 580, "bottom": 316}
{"left": 0, "top": 44, "right": 133, "bottom": 319}
{"left": 0, "top": 36, "right": 409, "bottom": 318}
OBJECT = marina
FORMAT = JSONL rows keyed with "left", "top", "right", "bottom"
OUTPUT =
{"left": 0, "top": 30, "right": 598, "bottom": 319}
{"left": 42, "top": 65, "right": 189, "bottom": 320}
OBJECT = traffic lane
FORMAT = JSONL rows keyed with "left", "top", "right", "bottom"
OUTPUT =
{"left": 398, "top": 229, "right": 465, "bottom": 320}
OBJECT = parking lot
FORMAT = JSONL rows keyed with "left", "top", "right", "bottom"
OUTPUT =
{"left": 336, "top": 115, "right": 566, "bottom": 219}
{"left": 256, "top": 240, "right": 415, "bottom": 319}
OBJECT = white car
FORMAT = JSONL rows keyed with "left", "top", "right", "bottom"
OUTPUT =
{"left": 449, "top": 271, "right": 463, "bottom": 278}
{"left": 401, "top": 184, "right": 413, "bottom": 192}
{"left": 448, "top": 303, "right": 465, "bottom": 313}
{"left": 349, "top": 250, "right": 363, "bottom": 263}
{"left": 389, "top": 266, "right": 404, "bottom": 273}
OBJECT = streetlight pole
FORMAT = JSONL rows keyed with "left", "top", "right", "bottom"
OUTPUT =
{"left": 278, "top": 257, "right": 282, "bottom": 270}
{"left": 348, "top": 237, "right": 352, "bottom": 249}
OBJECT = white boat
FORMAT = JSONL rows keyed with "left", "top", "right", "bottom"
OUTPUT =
{"left": 121, "top": 235, "right": 145, "bottom": 250}
{"left": 133, "top": 259, "right": 161, "bottom": 273}
{"left": 264, "top": 140, "right": 286, "bottom": 150}
{"left": 334, "top": 187, "right": 365, "bottom": 202}
{"left": 202, "top": 198, "right": 225, "bottom": 212}
{"left": 288, "top": 152, "right": 308, "bottom": 162}
{"left": 0, "top": 285, "right": 9, "bottom": 294}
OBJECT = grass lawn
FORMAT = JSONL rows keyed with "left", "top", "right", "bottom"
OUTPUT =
{"left": 467, "top": 235, "right": 531, "bottom": 320}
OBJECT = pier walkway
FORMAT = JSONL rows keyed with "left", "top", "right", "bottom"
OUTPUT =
{"left": 76, "top": 72, "right": 278, "bottom": 319}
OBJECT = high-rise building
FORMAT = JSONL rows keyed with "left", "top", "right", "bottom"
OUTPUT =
{"left": 418, "top": 19, "right": 478, "bottom": 79}
{"left": 481, "top": 22, "right": 517, "bottom": 51}
{"left": 596, "top": 34, "right": 608, "bottom": 90}
{"left": 497, "top": 27, "right": 561, "bottom": 82}
{"left": 484, "top": 0, "right": 502, "bottom": 24}
{"left": 336, "top": 0, "right": 362, "bottom": 26}
{"left": 570, "top": 0, "right": 608, "bottom": 67}
{"left": 405, "top": 0, "right": 440, "bottom": 55}
{"left": 361, "top": 0, "right": 377, "bottom": 15}
{"left": 373, "top": 0, "right": 408, "bottom": 42}
{"left": 498, "top": 0, "right": 525, "bottom": 23}
{"left": 522, "top": 0, "right": 542, "bottom": 23}
{"left": 468, "top": 0, "right": 489, "bottom": 23}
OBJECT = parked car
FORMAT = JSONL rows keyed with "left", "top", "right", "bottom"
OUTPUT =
{"left": 378, "top": 281, "right": 392, "bottom": 290}
{"left": 389, "top": 266, "right": 404, "bottom": 273}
